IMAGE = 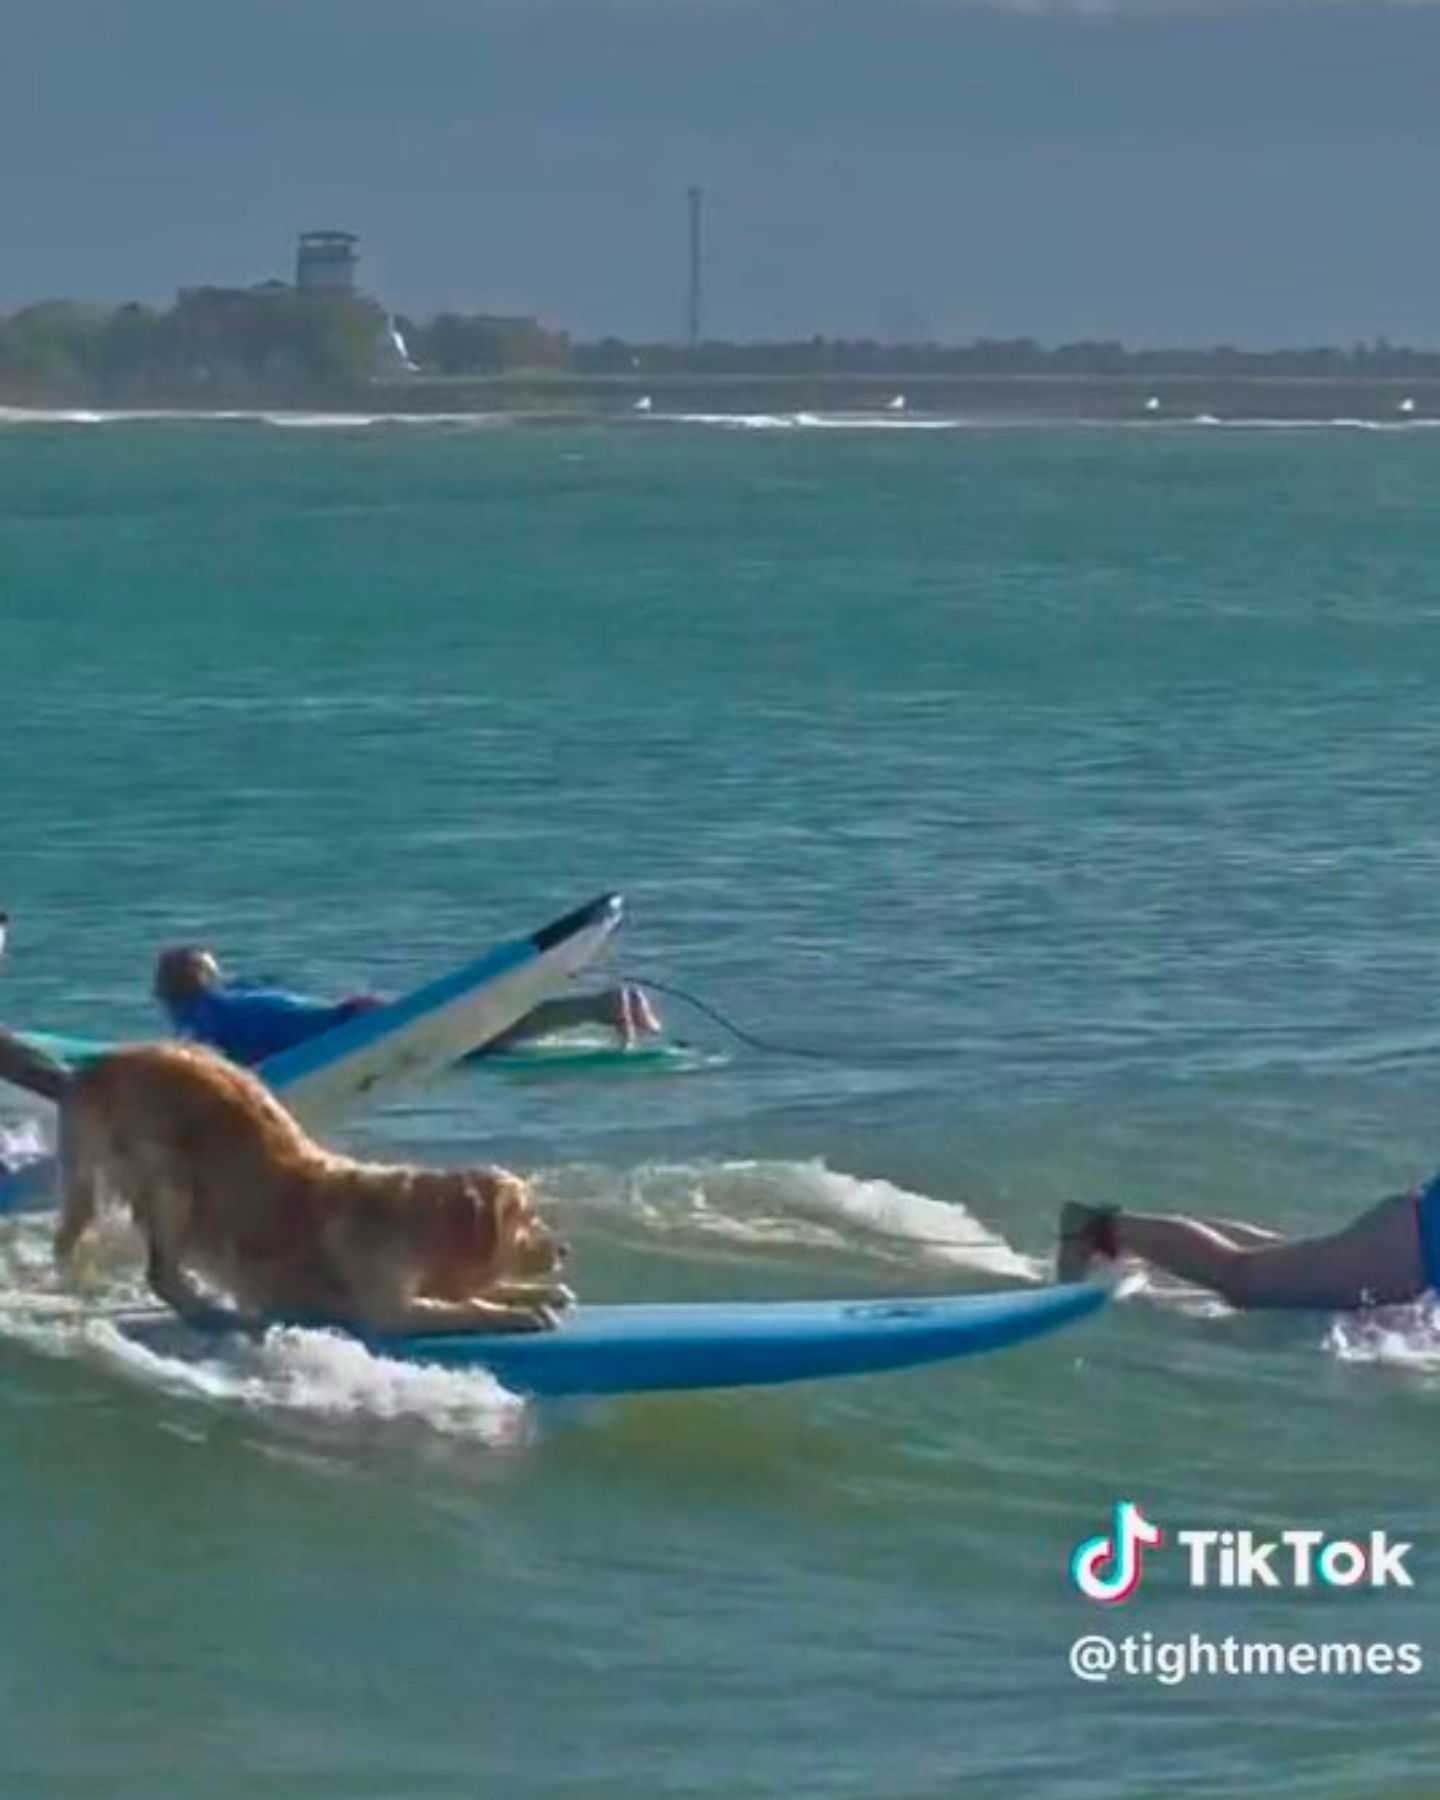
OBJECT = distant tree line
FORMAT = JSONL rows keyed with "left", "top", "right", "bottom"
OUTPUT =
{"left": 394, "top": 312, "right": 569, "bottom": 375}
{"left": 0, "top": 289, "right": 571, "bottom": 402}
{"left": 3, "top": 290, "right": 1439, "bottom": 404}
{"left": 0, "top": 290, "right": 395, "bottom": 402}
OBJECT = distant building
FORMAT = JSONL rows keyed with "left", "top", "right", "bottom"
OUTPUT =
{"left": 416, "top": 312, "right": 569, "bottom": 374}
{"left": 174, "top": 280, "right": 287, "bottom": 305}
{"left": 295, "top": 231, "right": 359, "bottom": 293}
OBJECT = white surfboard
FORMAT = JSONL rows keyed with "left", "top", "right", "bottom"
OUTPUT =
{"left": 0, "top": 892, "right": 624, "bottom": 1216}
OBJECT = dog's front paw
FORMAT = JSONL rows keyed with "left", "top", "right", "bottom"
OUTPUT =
{"left": 501, "top": 1301, "right": 560, "bottom": 1334}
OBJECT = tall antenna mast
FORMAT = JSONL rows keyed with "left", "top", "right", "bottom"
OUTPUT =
{"left": 687, "top": 185, "right": 703, "bottom": 348}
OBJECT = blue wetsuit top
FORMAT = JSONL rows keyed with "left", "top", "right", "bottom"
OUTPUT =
{"left": 162, "top": 984, "right": 366, "bottom": 1068}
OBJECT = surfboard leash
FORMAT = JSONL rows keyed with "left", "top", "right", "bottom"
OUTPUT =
{"left": 615, "top": 972, "right": 858, "bottom": 1063}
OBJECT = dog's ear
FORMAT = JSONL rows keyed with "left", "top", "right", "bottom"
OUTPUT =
{"left": 439, "top": 1180, "right": 501, "bottom": 1273}
{"left": 471, "top": 1179, "right": 509, "bottom": 1266}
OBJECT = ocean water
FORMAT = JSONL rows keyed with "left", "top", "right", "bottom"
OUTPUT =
{"left": 3, "top": 412, "right": 1440, "bottom": 1795}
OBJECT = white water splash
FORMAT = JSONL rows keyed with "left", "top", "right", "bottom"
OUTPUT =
{"left": 0, "top": 1199, "right": 524, "bottom": 1442}
{"left": 0, "top": 405, "right": 512, "bottom": 430}
{"left": 549, "top": 1157, "right": 1037, "bottom": 1279}
{"left": 792, "top": 411, "right": 962, "bottom": 431}
{"left": 646, "top": 411, "right": 966, "bottom": 432}
{"left": 650, "top": 412, "right": 800, "bottom": 430}
{"left": 259, "top": 411, "right": 381, "bottom": 429}
{"left": 0, "top": 1118, "right": 47, "bottom": 1162}
{"left": 1190, "top": 414, "right": 1440, "bottom": 433}
{"left": 1325, "top": 1298, "right": 1440, "bottom": 1372}
{"left": 87, "top": 1318, "right": 526, "bottom": 1440}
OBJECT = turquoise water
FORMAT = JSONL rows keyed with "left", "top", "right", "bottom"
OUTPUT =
{"left": 4, "top": 416, "right": 1440, "bottom": 1795}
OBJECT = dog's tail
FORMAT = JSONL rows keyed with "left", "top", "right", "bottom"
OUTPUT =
{"left": 0, "top": 1027, "right": 71, "bottom": 1103}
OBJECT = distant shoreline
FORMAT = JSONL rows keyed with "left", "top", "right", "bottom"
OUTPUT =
{"left": 373, "top": 371, "right": 1440, "bottom": 421}
{"left": 4, "top": 371, "right": 1439, "bottom": 423}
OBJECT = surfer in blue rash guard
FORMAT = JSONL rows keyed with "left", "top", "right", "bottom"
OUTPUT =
{"left": 153, "top": 945, "right": 662, "bottom": 1069}
{"left": 1058, "top": 1180, "right": 1440, "bottom": 1310}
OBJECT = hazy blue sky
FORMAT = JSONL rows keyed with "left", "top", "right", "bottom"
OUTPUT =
{"left": 5, "top": 0, "right": 1440, "bottom": 345}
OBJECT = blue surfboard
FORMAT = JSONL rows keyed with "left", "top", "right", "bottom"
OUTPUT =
{"left": 0, "top": 892, "right": 624, "bottom": 1217}
{"left": 114, "top": 1281, "right": 1108, "bottom": 1397}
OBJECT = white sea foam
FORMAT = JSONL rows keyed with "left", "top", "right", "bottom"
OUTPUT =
{"left": 553, "top": 1157, "right": 1038, "bottom": 1278}
{"left": 0, "top": 405, "right": 252, "bottom": 426}
{"left": 652, "top": 412, "right": 801, "bottom": 430}
{"left": 258, "top": 411, "right": 382, "bottom": 429}
{"left": 3, "top": 402, "right": 1434, "bottom": 435}
{"left": 0, "top": 404, "right": 513, "bottom": 430}
{"left": 791, "top": 411, "right": 962, "bottom": 431}
{"left": 1111, "top": 1274, "right": 1440, "bottom": 1351}
{"left": 87, "top": 1317, "right": 526, "bottom": 1439}
{"left": 1325, "top": 1299, "right": 1440, "bottom": 1373}
{"left": 0, "top": 1119, "right": 47, "bottom": 1161}
{"left": 0, "top": 406, "right": 119, "bottom": 425}
{"left": 1189, "top": 414, "right": 1440, "bottom": 433}
{"left": 650, "top": 410, "right": 966, "bottom": 432}
{"left": 0, "top": 1205, "right": 524, "bottom": 1440}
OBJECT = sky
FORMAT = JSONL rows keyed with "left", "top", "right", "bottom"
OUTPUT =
{"left": 4, "top": 0, "right": 1440, "bottom": 346}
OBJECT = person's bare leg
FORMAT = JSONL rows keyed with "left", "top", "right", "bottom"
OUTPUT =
{"left": 1059, "top": 1194, "right": 1424, "bottom": 1310}
{"left": 1185, "top": 1217, "right": 1287, "bottom": 1249}
{"left": 617, "top": 984, "right": 662, "bottom": 1042}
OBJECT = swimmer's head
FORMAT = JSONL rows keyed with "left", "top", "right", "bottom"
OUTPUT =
{"left": 153, "top": 945, "right": 222, "bottom": 1007}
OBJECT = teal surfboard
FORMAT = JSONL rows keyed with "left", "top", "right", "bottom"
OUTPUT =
{"left": 478, "top": 1037, "right": 716, "bottom": 1074}
{"left": 15, "top": 1031, "right": 107, "bottom": 1066}
{"left": 24, "top": 1029, "right": 714, "bottom": 1080}
{"left": 114, "top": 1281, "right": 1109, "bottom": 1398}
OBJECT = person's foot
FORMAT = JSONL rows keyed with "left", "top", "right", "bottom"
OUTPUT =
{"left": 615, "top": 984, "right": 662, "bottom": 1045}
{"left": 1057, "top": 1201, "right": 1121, "bottom": 1282}
{"left": 626, "top": 985, "right": 662, "bottom": 1036}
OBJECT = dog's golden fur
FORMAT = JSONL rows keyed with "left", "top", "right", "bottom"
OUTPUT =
{"left": 47, "top": 1041, "right": 570, "bottom": 1334}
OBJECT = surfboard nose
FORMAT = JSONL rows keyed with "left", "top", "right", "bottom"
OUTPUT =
{"left": 531, "top": 893, "right": 623, "bottom": 951}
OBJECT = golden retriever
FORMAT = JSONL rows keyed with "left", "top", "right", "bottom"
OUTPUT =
{"left": 2, "top": 1035, "right": 570, "bottom": 1335}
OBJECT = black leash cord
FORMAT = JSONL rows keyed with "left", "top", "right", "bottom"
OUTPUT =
{"left": 616, "top": 972, "right": 856, "bottom": 1063}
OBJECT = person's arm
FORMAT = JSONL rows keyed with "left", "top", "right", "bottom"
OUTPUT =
{"left": 0, "top": 1028, "right": 70, "bottom": 1103}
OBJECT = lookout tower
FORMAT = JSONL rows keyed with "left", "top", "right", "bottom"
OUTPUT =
{"left": 295, "top": 230, "right": 359, "bottom": 293}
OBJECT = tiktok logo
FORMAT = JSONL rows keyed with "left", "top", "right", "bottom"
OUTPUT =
{"left": 1071, "top": 1501, "right": 1164, "bottom": 1604}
